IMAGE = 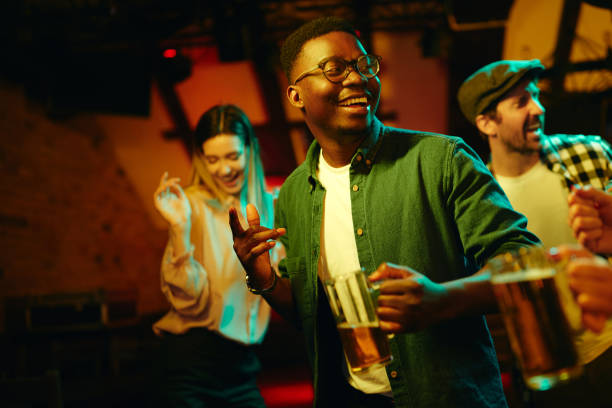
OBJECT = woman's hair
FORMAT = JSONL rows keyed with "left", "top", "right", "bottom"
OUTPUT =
{"left": 190, "top": 104, "right": 273, "bottom": 227}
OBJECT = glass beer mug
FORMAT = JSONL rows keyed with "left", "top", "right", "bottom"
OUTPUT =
{"left": 323, "top": 269, "right": 392, "bottom": 372}
{"left": 487, "top": 246, "right": 583, "bottom": 391}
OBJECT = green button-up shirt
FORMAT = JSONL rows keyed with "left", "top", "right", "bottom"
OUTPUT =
{"left": 275, "top": 119, "right": 540, "bottom": 408}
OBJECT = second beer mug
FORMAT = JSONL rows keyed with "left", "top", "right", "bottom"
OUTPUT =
{"left": 487, "top": 247, "right": 583, "bottom": 391}
{"left": 324, "top": 269, "right": 392, "bottom": 372}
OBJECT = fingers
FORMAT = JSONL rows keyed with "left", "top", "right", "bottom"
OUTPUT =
{"left": 568, "top": 188, "right": 594, "bottom": 207}
{"left": 575, "top": 291, "right": 612, "bottom": 314}
{"left": 246, "top": 203, "right": 260, "bottom": 227}
{"left": 376, "top": 305, "right": 408, "bottom": 333}
{"left": 568, "top": 202, "right": 599, "bottom": 225}
{"left": 228, "top": 207, "right": 245, "bottom": 237}
{"left": 582, "top": 312, "right": 607, "bottom": 333}
{"left": 247, "top": 240, "right": 279, "bottom": 259}
{"left": 159, "top": 171, "right": 168, "bottom": 185}
{"left": 379, "top": 320, "right": 402, "bottom": 333}
{"left": 369, "top": 262, "right": 414, "bottom": 282}
{"left": 568, "top": 202, "right": 601, "bottom": 233}
{"left": 568, "top": 258, "right": 612, "bottom": 280}
{"left": 377, "top": 290, "right": 421, "bottom": 306}
{"left": 568, "top": 259, "right": 612, "bottom": 319}
{"left": 571, "top": 185, "right": 612, "bottom": 206}
{"left": 570, "top": 279, "right": 609, "bottom": 301}
{"left": 377, "top": 306, "right": 415, "bottom": 333}
{"left": 577, "top": 231, "right": 603, "bottom": 251}
{"left": 375, "top": 285, "right": 423, "bottom": 333}
{"left": 570, "top": 214, "right": 603, "bottom": 233}
{"left": 230, "top": 207, "right": 286, "bottom": 238}
{"left": 377, "top": 278, "right": 422, "bottom": 296}
{"left": 550, "top": 245, "right": 593, "bottom": 260}
{"left": 154, "top": 172, "right": 168, "bottom": 199}
{"left": 154, "top": 173, "right": 182, "bottom": 199}
{"left": 567, "top": 205, "right": 603, "bottom": 249}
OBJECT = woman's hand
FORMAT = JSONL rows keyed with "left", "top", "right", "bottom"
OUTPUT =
{"left": 153, "top": 172, "right": 192, "bottom": 228}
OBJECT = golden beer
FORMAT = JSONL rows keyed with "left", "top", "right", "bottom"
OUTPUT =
{"left": 492, "top": 267, "right": 583, "bottom": 390}
{"left": 337, "top": 321, "right": 392, "bottom": 372}
{"left": 324, "top": 269, "right": 393, "bottom": 372}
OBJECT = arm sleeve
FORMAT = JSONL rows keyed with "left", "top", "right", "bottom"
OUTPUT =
{"left": 275, "top": 187, "right": 290, "bottom": 279}
{"left": 446, "top": 139, "right": 542, "bottom": 266}
{"left": 159, "top": 219, "right": 210, "bottom": 318}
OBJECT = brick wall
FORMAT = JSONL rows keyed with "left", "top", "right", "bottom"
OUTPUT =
{"left": 0, "top": 83, "right": 169, "bottom": 331}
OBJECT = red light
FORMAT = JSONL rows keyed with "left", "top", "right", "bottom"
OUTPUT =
{"left": 163, "top": 49, "right": 177, "bottom": 58}
{"left": 260, "top": 383, "right": 313, "bottom": 407}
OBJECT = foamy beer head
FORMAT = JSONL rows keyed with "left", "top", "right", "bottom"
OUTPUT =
{"left": 324, "top": 269, "right": 392, "bottom": 372}
{"left": 487, "top": 247, "right": 583, "bottom": 390}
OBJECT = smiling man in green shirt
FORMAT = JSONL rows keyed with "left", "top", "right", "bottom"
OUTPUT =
{"left": 229, "top": 17, "right": 539, "bottom": 408}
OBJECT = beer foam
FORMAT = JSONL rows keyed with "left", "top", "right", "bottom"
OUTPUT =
{"left": 491, "top": 267, "right": 556, "bottom": 284}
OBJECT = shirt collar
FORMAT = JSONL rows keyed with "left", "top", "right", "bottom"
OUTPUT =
{"left": 306, "top": 118, "right": 384, "bottom": 189}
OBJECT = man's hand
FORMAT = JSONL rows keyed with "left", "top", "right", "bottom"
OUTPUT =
{"left": 568, "top": 186, "right": 612, "bottom": 253}
{"left": 229, "top": 204, "right": 286, "bottom": 290}
{"left": 552, "top": 245, "right": 612, "bottom": 333}
{"left": 369, "top": 262, "right": 448, "bottom": 333}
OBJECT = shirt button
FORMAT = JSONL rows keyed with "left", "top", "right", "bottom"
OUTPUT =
{"left": 352, "top": 184, "right": 359, "bottom": 192}
{"left": 390, "top": 370, "right": 398, "bottom": 378}
{"left": 357, "top": 228, "right": 363, "bottom": 236}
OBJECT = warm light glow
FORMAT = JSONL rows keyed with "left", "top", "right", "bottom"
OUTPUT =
{"left": 163, "top": 49, "right": 177, "bottom": 58}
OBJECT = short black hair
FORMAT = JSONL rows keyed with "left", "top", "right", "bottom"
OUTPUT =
{"left": 280, "top": 16, "right": 358, "bottom": 83}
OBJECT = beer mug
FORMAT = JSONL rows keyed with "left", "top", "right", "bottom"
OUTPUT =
{"left": 487, "top": 247, "right": 583, "bottom": 391}
{"left": 323, "top": 269, "right": 392, "bottom": 372}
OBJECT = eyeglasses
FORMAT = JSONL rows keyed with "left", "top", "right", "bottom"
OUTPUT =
{"left": 293, "top": 54, "right": 382, "bottom": 85}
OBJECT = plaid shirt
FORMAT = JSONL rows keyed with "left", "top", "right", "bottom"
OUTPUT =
{"left": 540, "top": 134, "right": 612, "bottom": 191}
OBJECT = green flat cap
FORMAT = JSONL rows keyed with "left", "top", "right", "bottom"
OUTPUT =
{"left": 457, "top": 59, "right": 545, "bottom": 124}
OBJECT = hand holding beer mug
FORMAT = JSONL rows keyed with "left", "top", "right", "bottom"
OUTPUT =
{"left": 487, "top": 246, "right": 583, "bottom": 391}
{"left": 324, "top": 269, "right": 392, "bottom": 372}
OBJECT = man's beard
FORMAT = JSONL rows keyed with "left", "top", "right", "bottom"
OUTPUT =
{"left": 502, "top": 135, "right": 540, "bottom": 155}
{"left": 501, "top": 116, "right": 544, "bottom": 155}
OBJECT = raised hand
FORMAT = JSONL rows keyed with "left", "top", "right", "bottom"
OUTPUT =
{"left": 369, "top": 262, "right": 448, "bottom": 333}
{"left": 229, "top": 204, "right": 286, "bottom": 290}
{"left": 154, "top": 172, "right": 192, "bottom": 228}
{"left": 568, "top": 186, "right": 612, "bottom": 254}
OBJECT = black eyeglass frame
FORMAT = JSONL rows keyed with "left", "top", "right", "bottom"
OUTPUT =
{"left": 292, "top": 54, "right": 382, "bottom": 85}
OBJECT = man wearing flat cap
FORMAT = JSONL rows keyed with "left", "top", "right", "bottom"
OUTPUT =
{"left": 459, "top": 59, "right": 612, "bottom": 248}
{"left": 459, "top": 60, "right": 612, "bottom": 407}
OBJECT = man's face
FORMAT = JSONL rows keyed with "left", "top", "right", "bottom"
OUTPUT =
{"left": 491, "top": 78, "right": 546, "bottom": 154}
{"left": 288, "top": 31, "right": 381, "bottom": 138}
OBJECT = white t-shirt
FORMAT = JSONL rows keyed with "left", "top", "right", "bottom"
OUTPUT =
{"left": 495, "top": 161, "right": 577, "bottom": 248}
{"left": 317, "top": 150, "right": 392, "bottom": 394}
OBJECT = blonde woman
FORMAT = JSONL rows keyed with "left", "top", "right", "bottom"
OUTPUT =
{"left": 153, "top": 105, "right": 279, "bottom": 407}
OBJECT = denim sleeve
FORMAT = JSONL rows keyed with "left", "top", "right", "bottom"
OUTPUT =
{"left": 446, "top": 139, "right": 541, "bottom": 266}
